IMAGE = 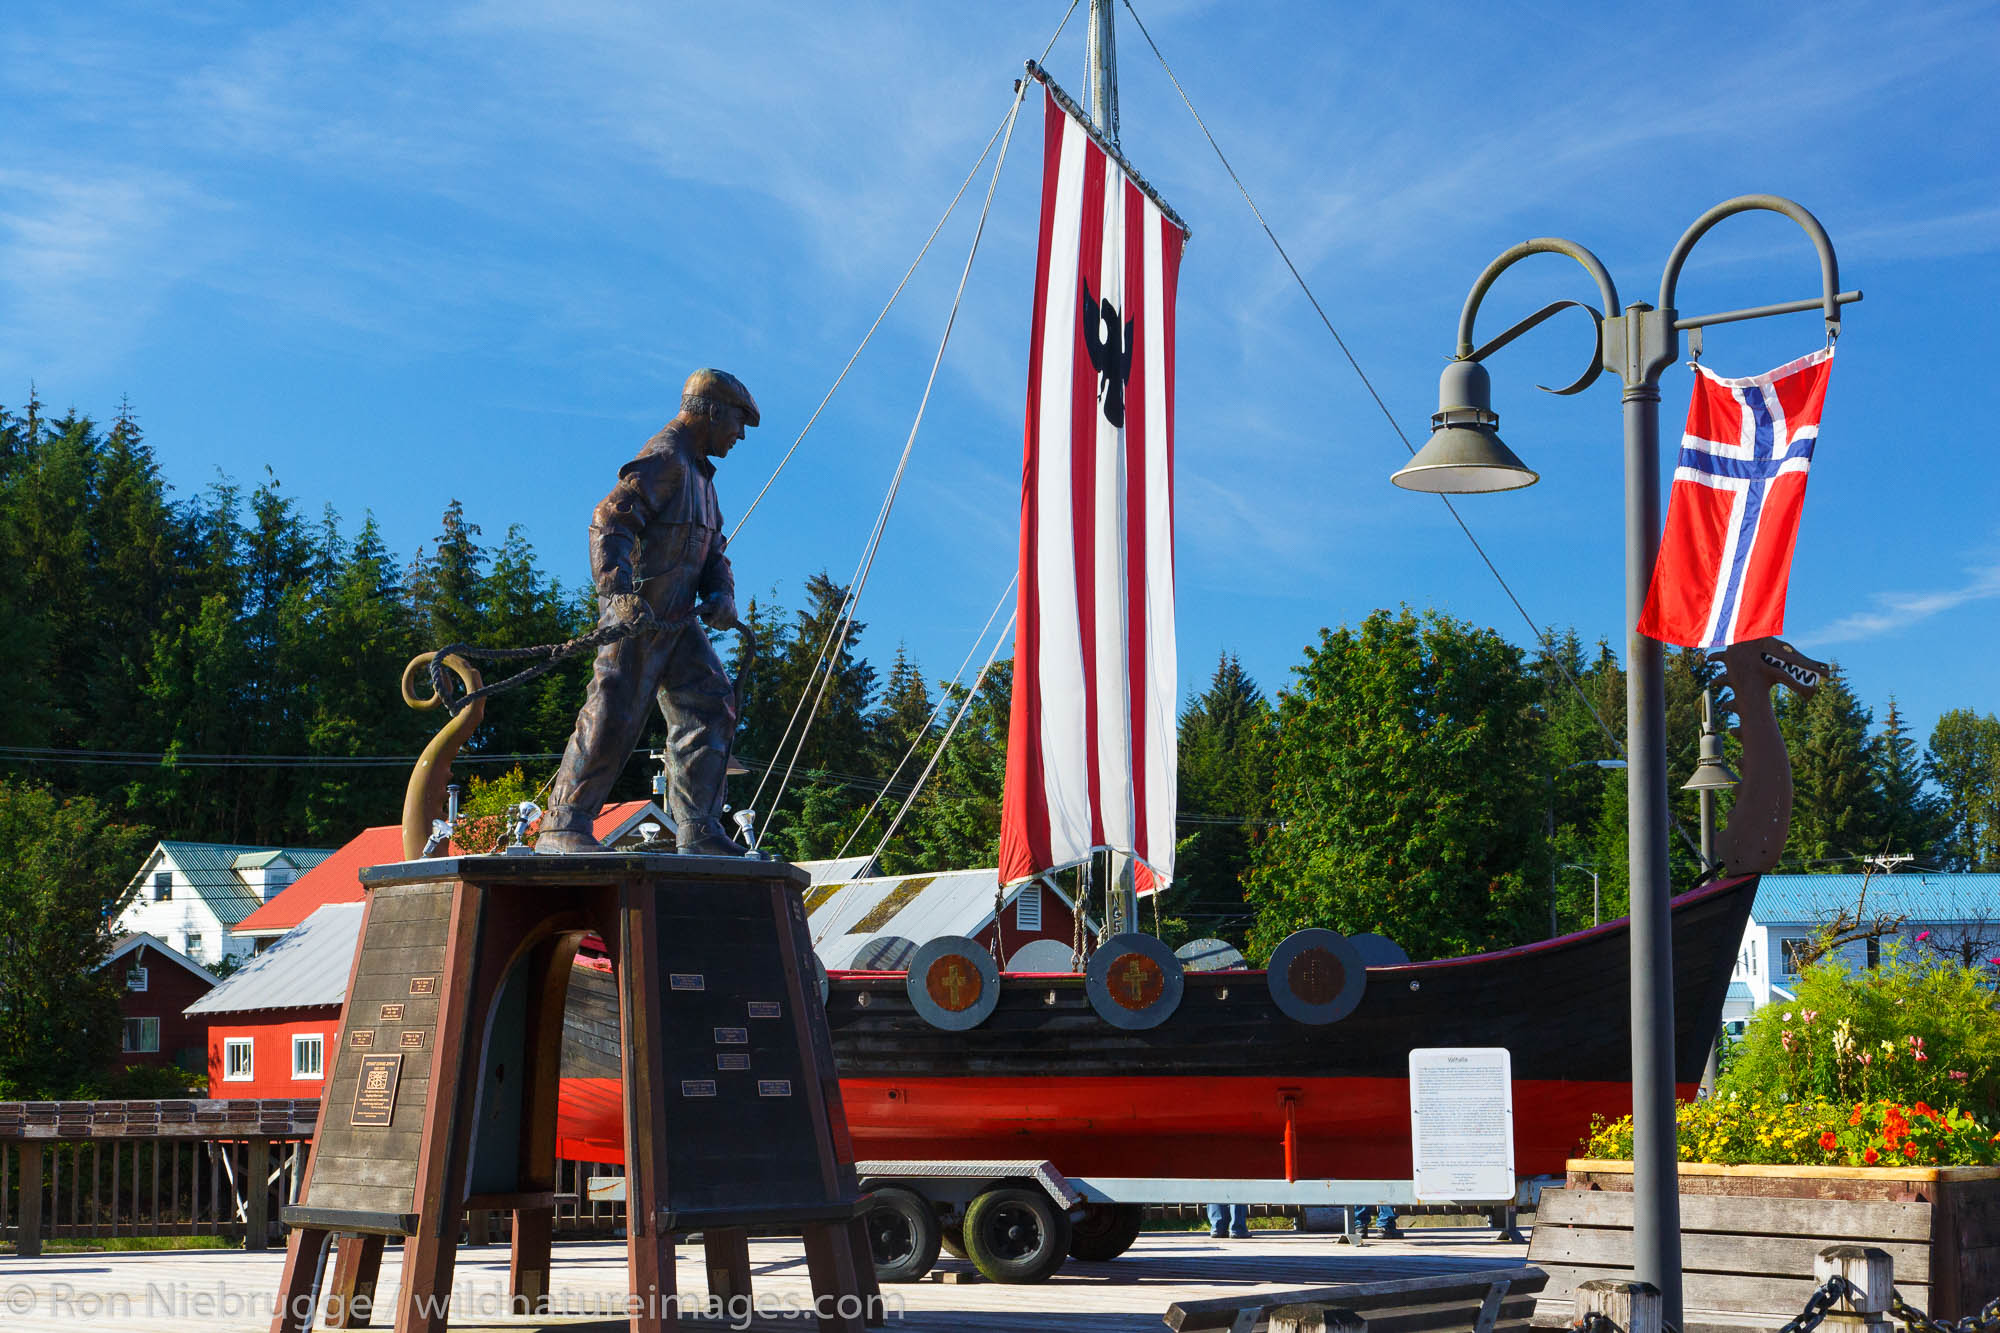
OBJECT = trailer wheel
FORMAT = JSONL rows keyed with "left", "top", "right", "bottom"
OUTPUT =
{"left": 940, "top": 1221, "right": 968, "bottom": 1260}
{"left": 1067, "top": 1203, "right": 1144, "bottom": 1261}
{"left": 962, "top": 1186, "right": 1071, "bottom": 1283}
{"left": 864, "top": 1186, "right": 942, "bottom": 1283}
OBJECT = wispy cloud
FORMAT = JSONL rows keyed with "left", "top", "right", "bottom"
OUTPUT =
{"left": 1808, "top": 556, "right": 2000, "bottom": 644}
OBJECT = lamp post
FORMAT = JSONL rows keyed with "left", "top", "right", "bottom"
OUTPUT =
{"left": 1563, "top": 863, "right": 1603, "bottom": 927}
{"left": 1392, "top": 196, "right": 1858, "bottom": 1325}
{"left": 1683, "top": 689, "right": 1741, "bottom": 874}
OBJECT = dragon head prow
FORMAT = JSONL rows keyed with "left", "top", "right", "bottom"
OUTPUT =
{"left": 1709, "top": 636, "right": 1828, "bottom": 698}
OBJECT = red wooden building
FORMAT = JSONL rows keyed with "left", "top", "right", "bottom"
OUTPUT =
{"left": 100, "top": 934, "right": 216, "bottom": 1074}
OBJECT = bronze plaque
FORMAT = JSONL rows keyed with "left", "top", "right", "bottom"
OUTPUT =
{"left": 349, "top": 1030, "right": 376, "bottom": 1049}
{"left": 747, "top": 1001, "right": 782, "bottom": 1019}
{"left": 350, "top": 1053, "right": 404, "bottom": 1127}
{"left": 380, "top": 1002, "right": 406, "bottom": 1021}
{"left": 409, "top": 976, "right": 437, "bottom": 995}
{"left": 713, "top": 1027, "right": 748, "bottom": 1045}
{"left": 399, "top": 1030, "right": 426, "bottom": 1050}
{"left": 670, "top": 973, "right": 705, "bottom": 991}
{"left": 716, "top": 1053, "right": 750, "bottom": 1071}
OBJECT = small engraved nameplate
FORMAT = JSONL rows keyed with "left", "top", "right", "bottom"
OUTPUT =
{"left": 669, "top": 973, "right": 706, "bottom": 991}
{"left": 757, "top": 1080, "right": 793, "bottom": 1098}
{"left": 349, "top": 1030, "right": 376, "bottom": 1049}
{"left": 681, "top": 1080, "right": 718, "bottom": 1098}
{"left": 747, "top": 1001, "right": 782, "bottom": 1019}
{"left": 350, "top": 1053, "right": 403, "bottom": 1126}
{"left": 399, "top": 1030, "right": 426, "bottom": 1050}
{"left": 714, "top": 1027, "right": 749, "bottom": 1045}
{"left": 409, "top": 976, "right": 437, "bottom": 995}
{"left": 716, "top": 1053, "right": 751, "bottom": 1071}
{"left": 379, "top": 1003, "right": 405, "bottom": 1021}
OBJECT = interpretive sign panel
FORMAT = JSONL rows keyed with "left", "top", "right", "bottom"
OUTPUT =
{"left": 1408, "top": 1046, "right": 1514, "bottom": 1201}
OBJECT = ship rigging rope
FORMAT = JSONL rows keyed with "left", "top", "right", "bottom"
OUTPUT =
{"left": 864, "top": 609, "right": 1018, "bottom": 876}
{"left": 1121, "top": 0, "right": 1710, "bottom": 867}
{"left": 750, "top": 80, "right": 1033, "bottom": 847}
{"left": 728, "top": 0, "right": 1082, "bottom": 545}
{"left": 834, "top": 571, "right": 1019, "bottom": 861}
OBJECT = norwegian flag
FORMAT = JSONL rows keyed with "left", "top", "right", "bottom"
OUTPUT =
{"left": 1638, "top": 347, "right": 1835, "bottom": 649}
{"left": 999, "top": 78, "right": 1188, "bottom": 892}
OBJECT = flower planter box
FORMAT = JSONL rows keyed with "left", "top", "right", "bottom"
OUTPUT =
{"left": 1528, "top": 1158, "right": 2000, "bottom": 1333}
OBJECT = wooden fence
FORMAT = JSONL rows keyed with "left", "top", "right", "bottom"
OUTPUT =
{"left": 0, "top": 1100, "right": 625, "bottom": 1256}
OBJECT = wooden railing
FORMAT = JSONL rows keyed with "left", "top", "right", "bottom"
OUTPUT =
{"left": 0, "top": 1100, "right": 625, "bottom": 1257}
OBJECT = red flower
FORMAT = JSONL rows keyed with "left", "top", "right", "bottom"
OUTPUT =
{"left": 1849, "top": 1105, "right": 1865, "bottom": 1126}
{"left": 1820, "top": 1131, "right": 1839, "bottom": 1151}
{"left": 1864, "top": 1148, "right": 1880, "bottom": 1164}
{"left": 1905, "top": 1143, "right": 1919, "bottom": 1158}
{"left": 1914, "top": 1101, "right": 1937, "bottom": 1120}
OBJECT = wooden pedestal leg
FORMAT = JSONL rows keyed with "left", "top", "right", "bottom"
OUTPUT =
{"left": 802, "top": 1221, "right": 869, "bottom": 1333}
{"left": 509, "top": 1207, "right": 554, "bottom": 1314}
{"left": 266, "top": 1226, "right": 330, "bottom": 1333}
{"left": 325, "top": 1234, "right": 387, "bottom": 1329}
{"left": 615, "top": 883, "right": 681, "bottom": 1332}
{"left": 704, "top": 1226, "right": 753, "bottom": 1308}
{"left": 846, "top": 1215, "right": 886, "bottom": 1328}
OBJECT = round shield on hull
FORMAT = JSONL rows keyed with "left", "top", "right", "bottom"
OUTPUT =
{"left": 1085, "top": 933, "right": 1185, "bottom": 1030}
{"left": 1346, "top": 932, "right": 1411, "bottom": 968}
{"left": 906, "top": 936, "right": 1001, "bottom": 1031}
{"left": 850, "top": 934, "right": 917, "bottom": 971}
{"left": 1002, "top": 937, "right": 1080, "bottom": 974}
{"left": 1266, "top": 928, "right": 1367, "bottom": 1025}
{"left": 1174, "top": 937, "right": 1245, "bottom": 971}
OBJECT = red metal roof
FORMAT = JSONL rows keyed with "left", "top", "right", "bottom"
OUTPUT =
{"left": 232, "top": 802, "right": 657, "bottom": 936}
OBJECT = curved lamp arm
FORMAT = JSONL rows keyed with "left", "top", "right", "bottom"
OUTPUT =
{"left": 1456, "top": 238, "right": 1621, "bottom": 358}
{"left": 1658, "top": 194, "right": 1842, "bottom": 332}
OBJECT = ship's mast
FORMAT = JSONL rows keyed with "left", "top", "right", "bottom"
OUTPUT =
{"left": 1085, "top": 0, "right": 1144, "bottom": 940}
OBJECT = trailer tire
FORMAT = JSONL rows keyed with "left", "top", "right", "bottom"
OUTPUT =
{"left": 940, "top": 1222, "right": 968, "bottom": 1260}
{"left": 864, "top": 1186, "right": 942, "bottom": 1283}
{"left": 962, "top": 1186, "right": 1071, "bottom": 1284}
{"left": 1067, "top": 1203, "right": 1144, "bottom": 1261}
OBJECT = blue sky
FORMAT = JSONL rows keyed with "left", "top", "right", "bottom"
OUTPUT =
{"left": 5, "top": 1, "right": 1997, "bottom": 753}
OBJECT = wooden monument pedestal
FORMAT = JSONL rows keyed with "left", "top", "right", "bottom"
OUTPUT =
{"left": 267, "top": 854, "right": 875, "bottom": 1333}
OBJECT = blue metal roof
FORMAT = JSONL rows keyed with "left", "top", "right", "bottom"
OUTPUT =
{"left": 1752, "top": 873, "right": 2000, "bottom": 926}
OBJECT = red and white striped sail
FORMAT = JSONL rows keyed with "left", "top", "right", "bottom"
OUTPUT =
{"left": 1000, "top": 80, "right": 1188, "bottom": 893}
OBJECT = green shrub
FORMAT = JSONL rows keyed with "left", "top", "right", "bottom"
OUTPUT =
{"left": 1720, "top": 947, "right": 2000, "bottom": 1114}
{"left": 1584, "top": 1095, "right": 2000, "bottom": 1167}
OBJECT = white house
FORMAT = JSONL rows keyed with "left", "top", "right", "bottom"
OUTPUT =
{"left": 113, "top": 841, "right": 332, "bottom": 967}
{"left": 1726, "top": 872, "right": 2000, "bottom": 1025}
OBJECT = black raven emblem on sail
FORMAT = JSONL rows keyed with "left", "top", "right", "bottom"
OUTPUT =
{"left": 1080, "top": 276, "right": 1135, "bottom": 429}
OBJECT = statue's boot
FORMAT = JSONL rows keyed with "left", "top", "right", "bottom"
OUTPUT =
{"left": 676, "top": 818, "right": 748, "bottom": 858}
{"left": 670, "top": 744, "right": 745, "bottom": 856}
{"left": 535, "top": 806, "right": 601, "bottom": 855}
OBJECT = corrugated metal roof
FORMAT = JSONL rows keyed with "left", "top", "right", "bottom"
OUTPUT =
{"left": 185, "top": 903, "right": 363, "bottom": 1015}
{"left": 1753, "top": 874, "right": 2000, "bottom": 926}
{"left": 795, "top": 856, "right": 876, "bottom": 887}
{"left": 136, "top": 841, "right": 333, "bottom": 928}
{"left": 806, "top": 868, "right": 1078, "bottom": 967}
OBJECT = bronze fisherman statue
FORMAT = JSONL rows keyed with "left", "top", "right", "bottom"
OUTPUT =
{"left": 537, "top": 368, "right": 758, "bottom": 856}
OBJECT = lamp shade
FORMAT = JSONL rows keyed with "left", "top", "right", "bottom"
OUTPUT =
{"left": 1391, "top": 359, "right": 1538, "bottom": 494}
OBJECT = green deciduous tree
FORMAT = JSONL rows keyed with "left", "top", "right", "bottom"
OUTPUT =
{"left": 0, "top": 780, "right": 153, "bottom": 1097}
{"left": 1930, "top": 709, "right": 2000, "bottom": 871}
{"left": 1245, "top": 607, "right": 1544, "bottom": 962}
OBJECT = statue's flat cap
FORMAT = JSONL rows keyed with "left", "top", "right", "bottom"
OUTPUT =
{"left": 682, "top": 368, "right": 760, "bottom": 427}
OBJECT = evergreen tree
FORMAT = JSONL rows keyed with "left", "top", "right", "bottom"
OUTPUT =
{"left": 1162, "top": 653, "right": 1275, "bottom": 947}
{"left": 883, "top": 662, "right": 1011, "bottom": 874}
{"left": 1875, "top": 697, "right": 1943, "bottom": 862}
{"left": 1780, "top": 666, "right": 1885, "bottom": 868}
{"left": 1244, "top": 608, "right": 1544, "bottom": 961}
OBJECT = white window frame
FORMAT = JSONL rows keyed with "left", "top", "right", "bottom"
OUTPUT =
{"left": 122, "top": 1017, "right": 160, "bottom": 1053}
{"left": 127, "top": 966, "right": 149, "bottom": 992}
{"left": 223, "top": 1037, "right": 255, "bottom": 1081}
{"left": 1779, "top": 937, "right": 1811, "bottom": 976}
{"left": 292, "top": 1033, "right": 326, "bottom": 1081}
{"left": 154, "top": 871, "right": 173, "bottom": 901}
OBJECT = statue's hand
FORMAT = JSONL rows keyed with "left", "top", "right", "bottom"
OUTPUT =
{"left": 603, "top": 592, "right": 650, "bottom": 627}
{"left": 695, "top": 593, "right": 739, "bottom": 631}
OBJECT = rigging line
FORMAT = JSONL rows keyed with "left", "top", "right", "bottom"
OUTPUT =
{"left": 757, "top": 80, "right": 1033, "bottom": 844}
{"left": 729, "top": 107, "right": 1014, "bottom": 546}
{"left": 729, "top": 0, "right": 1081, "bottom": 544}
{"left": 867, "top": 609, "right": 1018, "bottom": 870}
{"left": 835, "top": 571, "right": 1019, "bottom": 860}
{"left": 1119, "top": 0, "right": 1628, "bottom": 767}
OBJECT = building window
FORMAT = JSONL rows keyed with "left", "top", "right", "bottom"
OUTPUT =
{"left": 126, "top": 966, "right": 149, "bottom": 992}
{"left": 153, "top": 871, "right": 173, "bottom": 901}
{"left": 1866, "top": 936, "right": 1881, "bottom": 969}
{"left": 293, "top": 1034, "right": 325, "bottom": 1080}
{"left": 123, "top": 1017, "right": 160, "bottom": 1053}
{"left": 1016, "top": 881, "right": 1043, "bottom": 932}
{"left": 1779, "top": 938, "right": 1813, "bottom": 976}
{"left": 224, "top": 1038, "right": 254, "bottom": 1081}
{"left": 185, "top": 935, "right": 205, "bottom": 959}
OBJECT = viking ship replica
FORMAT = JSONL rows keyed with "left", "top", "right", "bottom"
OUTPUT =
{"left": 529, "top": 4, "right": 1772, "bottom": 1285}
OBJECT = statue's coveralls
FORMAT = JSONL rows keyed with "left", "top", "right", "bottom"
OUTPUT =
{"left": 543, "top": 423, "right": 736, "bottom": 846}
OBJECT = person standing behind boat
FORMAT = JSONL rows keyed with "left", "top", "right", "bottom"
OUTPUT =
{"left": 1206, "top": 1203, "right": 1249, "bottom": 1239}
{"left": 537, "top": 368, "right": 758, "bottom": 858}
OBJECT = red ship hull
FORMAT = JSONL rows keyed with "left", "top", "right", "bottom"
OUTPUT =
{"left": 556, "top": 874, "right": 1755, "bottom": 1181}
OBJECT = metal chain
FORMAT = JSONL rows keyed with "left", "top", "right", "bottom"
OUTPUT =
{"left": 1777, "top": 1276, "right": 1860, "bottom": 1333}
{"left": 1891, "top": 1288, "right": 2000, "bottom": 1333}
{"left": 1573, "top": 1311, "right": 1621, "bottom": 1333}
